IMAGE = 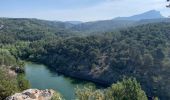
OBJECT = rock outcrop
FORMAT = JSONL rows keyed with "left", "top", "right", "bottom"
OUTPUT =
{"left": 6, "top": 89, "right": 56, "bottom": 100}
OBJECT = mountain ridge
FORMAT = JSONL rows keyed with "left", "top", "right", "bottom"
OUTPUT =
{"left": 70, "top": 10, "right": 166, "bottom": 33}
{"left": 0, "top": 10, "right": 168, "bottom": 35}
{"left": 113, "top": 10, "right": 164, "bottom": 21}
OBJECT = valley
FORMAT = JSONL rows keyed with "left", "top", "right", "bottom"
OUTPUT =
{"left": 0, "top": 10, "right": 170, "bottom": 100}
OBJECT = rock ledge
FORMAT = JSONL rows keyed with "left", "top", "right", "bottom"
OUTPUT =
{"left": 6, "top": 89, "right": 55, "bottom": 100}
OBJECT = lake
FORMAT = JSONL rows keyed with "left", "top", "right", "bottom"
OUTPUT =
{"left": 25, "top": 63, "right": 95, "bottom": 100}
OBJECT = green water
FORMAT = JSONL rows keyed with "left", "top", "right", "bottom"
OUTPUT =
{"left": 25, "top": 63, "right": 94, "bottom": 100}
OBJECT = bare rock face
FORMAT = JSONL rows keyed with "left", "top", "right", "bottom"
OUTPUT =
{"left": 6, "top": 89, "right": 55, "bottom": 100}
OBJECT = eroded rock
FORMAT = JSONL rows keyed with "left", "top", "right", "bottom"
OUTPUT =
{"left": 6, "top": 89, "right": 56, "bottom": 100}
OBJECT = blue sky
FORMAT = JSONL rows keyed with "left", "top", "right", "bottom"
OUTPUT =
{"left": 0, "top": 0, "right": 169, "bottom": 22}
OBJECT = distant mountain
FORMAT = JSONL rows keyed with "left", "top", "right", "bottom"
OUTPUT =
{"left": 0, "top": 10, "right": 168, "bottom": 38}
{"left": 71, "top": 20, "right": 136, "bottom": 33}
{"left": 71, "top": 10, "right": 166, "bottom": 33}
{"left": 65, "top": 21, "right": 82, "bottom": 25}
{"left": 114, "top": 10, "right": 164, "bottom": 21}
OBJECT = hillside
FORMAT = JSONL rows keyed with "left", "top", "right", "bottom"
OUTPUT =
{"left": 0, "top": 15, "right": 170, "bottom": 100}
{"left": 0, "top": 18, "right": 80, "bottom": 44}
{"left": 14, "top": 22, "right": 170, "bottom": 100}
{"left": 70, "top": 10, "right": 167, "bottom": 33}
{"left": 0, "top": 10, "right": 168, "bottom": 38}
{"left": 71, "top": 20, "right": 136, "bottom": 33}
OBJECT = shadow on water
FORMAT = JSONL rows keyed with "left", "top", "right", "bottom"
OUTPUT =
{"left": 25, "top": 62, "right": 106, "bottom": 100}
{"left": 44, "top": 64, "right": 105, "bottom": 89}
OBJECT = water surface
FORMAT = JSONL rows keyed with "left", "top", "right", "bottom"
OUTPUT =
{"left": 25, "top": 63, "right": 94, "bottom": 100}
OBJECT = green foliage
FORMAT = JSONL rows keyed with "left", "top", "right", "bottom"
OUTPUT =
{"left": 0, "top": 49, "right": 29, "bottom": 99}
{"left": 0, "top": 18, "right": 79, "bottom": 44}
{"left": 107, "top": 78, "right": 147, "bottom": 100}
{"left": 0, "top": 68, "right": 19, "bottom": 100}
{"left": 17, "top": 74, "right": 30, "bottom": 91}
{"left": 76, "top": 78, "right": 148, "bottom": 100}
{"left": 51, "top": 91, "right": 64, "bottom": 100}
{"left": 17, "top": 22, "right": 170, "bottom": 99}
{"left": 0, "top": 49, "right": 17, "bottom": 66}
{"left": 0, "top": 18, "right": 170, "bottom": 99}
{"left": 0, "top": 68, "right": 30, "bottom": 99}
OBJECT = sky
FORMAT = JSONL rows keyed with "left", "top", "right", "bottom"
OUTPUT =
{"left": 0, "top": 0, "right": 169, "bottom": 22}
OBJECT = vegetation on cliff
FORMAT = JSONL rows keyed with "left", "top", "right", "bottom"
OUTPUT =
{"left": 0, "top": 49, "right": 30, "bottom": 99}
{"left": 76, "top": 78, "right": 148, "bottom": 100}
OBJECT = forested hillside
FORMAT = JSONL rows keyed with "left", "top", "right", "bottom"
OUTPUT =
{"left": 12, "top": 22, "right": 170, "bottom": 100}
{"left": 0, "top": 18, "right": 80, "bottom": 44}
{"left": 0, "top": 17, "right": 170, "bottom": 100}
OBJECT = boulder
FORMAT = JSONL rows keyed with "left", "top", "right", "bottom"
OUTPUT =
{"left": 6, "top": 89, "right": 55, "bottom": 100}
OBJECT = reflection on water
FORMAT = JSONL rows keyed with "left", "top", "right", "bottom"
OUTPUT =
{"left": 25, "top": 63, "right": 95, "bottom": 100}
